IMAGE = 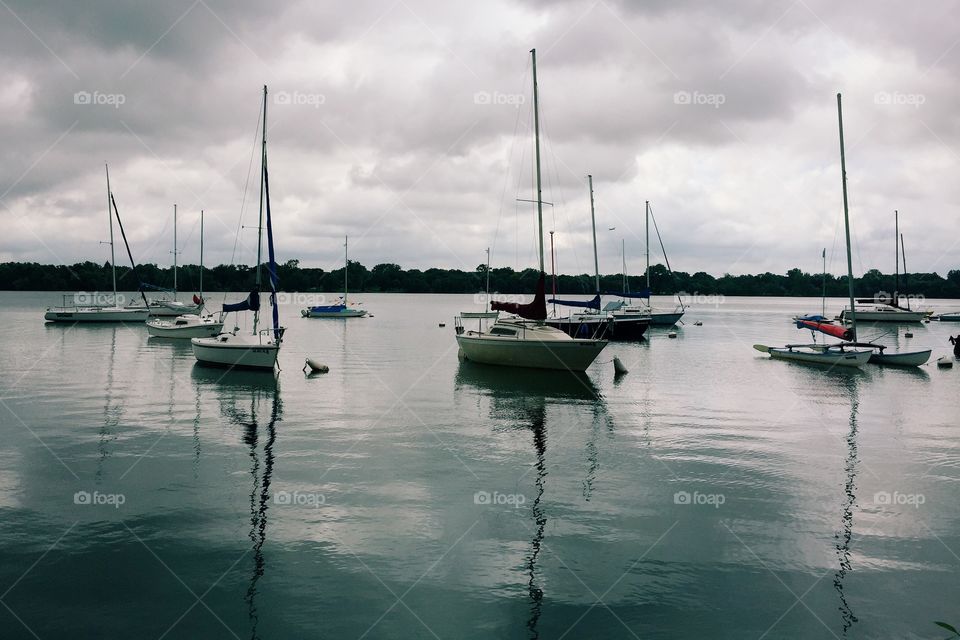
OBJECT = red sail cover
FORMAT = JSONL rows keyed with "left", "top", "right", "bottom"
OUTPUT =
{"left": 491, "top": 273, "right": 547, "bottom": 320}
{"left": 798, "top": 319, "right": 852, "bottom": 341}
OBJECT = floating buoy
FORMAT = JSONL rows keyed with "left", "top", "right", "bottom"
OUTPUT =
{"left": 439, "top": 322, "right": 446, "bottom": 327}
{"left": 668, "top": 331, "right": 678, "bottom": 339}
{"left": 694, "top": 321, "right": 703, "bottom": 326}
{"left": 303, "top": 358, "right": 329, "bottom": 374}
{"left": 904, "top": 332, "right": 913, "bottom": 338}
{"left": 613, "top": 356, "right": 628, "bottom": 375}
{"left": 937, "top": 357, "right": 953, "bottom": 369}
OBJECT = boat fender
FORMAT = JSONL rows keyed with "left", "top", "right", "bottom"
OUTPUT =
{"left": 303, "top": 358, "right": 329, "bottom": 374}
{"left": 668, "top": 331, "right": 678, "bottom": 339}
{"left": 613, "top": 356, "right": 628, "bottom": 375}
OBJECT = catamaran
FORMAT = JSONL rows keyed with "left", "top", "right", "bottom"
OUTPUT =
{"left": 301, "top": 235, "right": 368, "bottom": 318}
{"left": 44, "top": 165, "right": 151, "bottom": 323}
{"left": 455, "top": 49, "right": 607, "bottom": 372}
{"left": 755, "top": 94, "right": 873, "bottom": 368}
{"left": 192, "top": 85, "right": 284, "bottom": 369}
{"left": 147, "top": 210, "right": 224, "bottom": 338}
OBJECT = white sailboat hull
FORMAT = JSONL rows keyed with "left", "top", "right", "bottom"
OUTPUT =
{"left": 455, "top": 321, "right": 606, "bottom": 372}
{"left": 301, "top": 308, "right": 367, "bottom": 318}
{"left": 44, "top": 307, "right": 150, "bottom": 323}
{"left": 768, "top": 346, "right": 871, "bottom": 367}
{"left": 191, "top": 333, "right": 280, "bottom": 369}
{"left": 146, "top": 315, "right": 224, "bottom": 338}
{"left": 839, "top": 308, "right": 925, "bottom": 323}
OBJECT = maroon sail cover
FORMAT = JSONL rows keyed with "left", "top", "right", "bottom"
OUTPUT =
{"left": 491, "top": 273, "right": 547, "bottom": 320}
{"left": 798, "top": 319, "right": 853, "bottom": 341}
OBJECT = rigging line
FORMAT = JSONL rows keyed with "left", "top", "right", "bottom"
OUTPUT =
{"left": 648, "top": 204, "right": 673, "bottom": 273}
{"left": 225, "top": 90, "right": 265, "bottom": 306}
{"left": 492, "top": 62, "right": 531, "bottom": 263}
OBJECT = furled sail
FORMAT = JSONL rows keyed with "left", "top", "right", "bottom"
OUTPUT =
{"left": 547, "top": 294, "right": 601, "bottom": 310}
{"left": 795, "top": 315, "right": 852, "bottom": 341}
{"left": 491, "top": 273, "right": 547, "bottom": 320}
{"left": 224, "top": 290, "right": 260, "bottom": 313}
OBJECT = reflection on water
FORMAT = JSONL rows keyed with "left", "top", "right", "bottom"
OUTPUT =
{"left": 97, "top": 327, "right": 119, "bottom": 483}
{"left": 193, "top": 366, "right": 281, "bottom": 640}
{"left": 454, "top": 362, "right": 614, "bottom": 639}
{"left": 834, "top": 375, "right": 860, "bottom": 635}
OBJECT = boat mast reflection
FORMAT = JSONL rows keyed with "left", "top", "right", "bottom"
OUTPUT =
{"left": 97, "top": 327, "right": 119, "bottom": 483}
{"left": 454, "top": 362, "right": 606, "bottom": 639}
{"left": 833, "top": 374, "right": 860, "bottom": 636}
{"left": 194, "top": 368, "right": 280, "bottom": 640}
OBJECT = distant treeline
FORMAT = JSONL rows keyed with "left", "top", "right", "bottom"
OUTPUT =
{"left": 2, "top": 260, "right": 960, "bottom": 298}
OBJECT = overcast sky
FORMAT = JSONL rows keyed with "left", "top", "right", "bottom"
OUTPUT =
{"left": 1, "top": 0, "right": 958, "bottom": 278}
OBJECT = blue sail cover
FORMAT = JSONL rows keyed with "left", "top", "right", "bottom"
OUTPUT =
{"left": 547, "top": 294, "right": 601, "bottom": 310}
{"left": 308, "top": 304, "right": 347, "bottom": 313}
{"left": 603, "top": 288, "right": 651, "bottom": 299}
{"left": 263, "top": 157, "right": 281, "bottom": 341}
{"left": 224, "top": 290, "right": 260, "bottom": 313}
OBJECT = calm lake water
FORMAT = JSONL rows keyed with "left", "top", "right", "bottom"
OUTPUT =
{"left": 1, "top": 291, "right": 959, "bottom": 639}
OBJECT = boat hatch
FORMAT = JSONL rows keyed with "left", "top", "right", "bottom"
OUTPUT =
{"left": 489, "top": 327, "right": 517, "bottom": 336}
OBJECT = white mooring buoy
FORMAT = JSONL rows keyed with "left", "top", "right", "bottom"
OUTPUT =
{"left": 303, "top": 358, "right": 329, "bottom": 374}
{"left": 613, "top": 356, "right": 628, "bottom": 375}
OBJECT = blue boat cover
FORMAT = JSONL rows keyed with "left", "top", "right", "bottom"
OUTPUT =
{"left": 547, "top": 294, "right": 601, "bottom": 310}
{"left": 603, "top": 288, "right": 651, "bottom": 299}
{"left": 308, "top": 305, "right": 347, "bottom": 313}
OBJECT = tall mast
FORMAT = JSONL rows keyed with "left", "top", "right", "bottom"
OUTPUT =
{"left": 900, "top": 232, "right": 910, "bottom": 310}
{"left": 588, "top": 175, "right": 600, "bottom": 295}
{"left": 105, "top": 164, "right": 117, "bottom": 304}
{"left": 172, "top": 203, "right": 178, "bottom": 299}
{"left": 622, "top": 239, "right": 628, "bottom": 293}
{"left": 344, "top": 235, "right": 349, "bottom": 306}
{"left": 645, "top": 200, "right": 651, "bottom": 292}
{"left": 254, "top": 85, "right": 267, "bottom": 333}
{"left": 549, "top": 233, "right": 556, "bottom": 316}
{"left": 485, "top": 246, "right": 492, "bottom": 313}
{"left": 822, "top": 248, "right": 827, "bottom": 317}
{"left": 894, "top": 210, "right": 899, "bottom": 304}
{"left": 530, "top": 48, "right": 544, "bottom": 273}
{"left": 199, "top": 210, "right": 204, "bottom": 300}
{"left": 837, "top": 93, "right": 857, "bottom": 341}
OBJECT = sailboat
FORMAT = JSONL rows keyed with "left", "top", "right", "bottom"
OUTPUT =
{"left": 755, "top": 94, "right": 873, "bottom": 368}
{"left": 838, "top": 210, "right": 925, "bottom": 323}
{"left": 192, "top": 85, "right": 285, "bottom": 370}
{"left": 461, "top": 248, "right": 500, "bottom": 320}
{"left": 301, "top": 235, "right": 368, "bottom": 318}
{"left": 454, "top": 49, "right": 607, "bottom": 373}
{"left": 146, "top": 210, "right": 225, "bottom": 338}
{"left": 153, "top": 204, "right": 203, "bottom": 316}
{"left": 608, "top": 201, "right": 685, "bottom": 326}
{"left": 545, "top": 175, "right": 647, "bottom": 339}
{"left": 44, "top": 165, "right": 151, "bottom": 323}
